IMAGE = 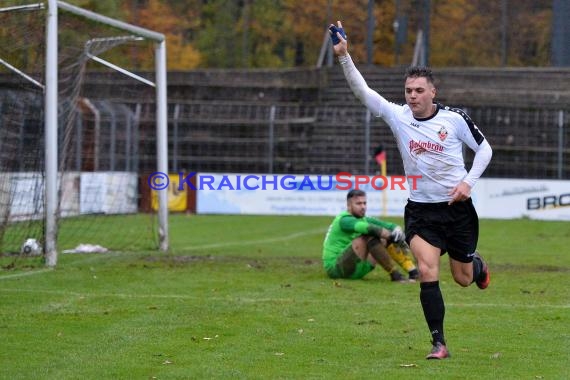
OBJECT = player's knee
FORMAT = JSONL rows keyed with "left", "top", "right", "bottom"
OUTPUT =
{"left": 452, "top": 273, "right": 471, "bottom": 287}
{"left": 351, "top": 236, "right": 369, "bottom": 254}
{"left": 365, "top": 237, "right": 382, "bottom": 252}
{"left": 416, "top": 258, "right": 437, "bottom": 273}
{"left": 450, "top": 260, "right": 474, "bottom": 286}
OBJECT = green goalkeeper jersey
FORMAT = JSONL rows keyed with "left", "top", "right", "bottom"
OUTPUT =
{"left": 322, "top": 211, "right": 397, "bottom": 268}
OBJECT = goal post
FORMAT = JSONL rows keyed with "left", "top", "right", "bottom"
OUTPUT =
{"left": 0, "top": 1, "right": 169, "bottom": 266}
{"left": 43, "top": 1, "right": 169, "bottom": 266}
{"left": 44, "top": 0, "right": 57, "bottom": 266}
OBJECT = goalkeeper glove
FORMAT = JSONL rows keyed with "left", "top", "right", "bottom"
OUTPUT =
{"left": 389, "top": 226, "right": 405, "bottom": 245}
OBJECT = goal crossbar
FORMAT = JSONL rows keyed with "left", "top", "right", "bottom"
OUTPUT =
{"left": 57, "top": 1, "right": 165, "bottom": 42}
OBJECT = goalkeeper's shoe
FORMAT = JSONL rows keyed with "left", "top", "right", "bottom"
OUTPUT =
{"left": 474, "top": 252, "right": 490, "bottom": 290}
{"left": 408, "top": 269, "right": 419, "bottom": 281}
{"left": 390, "top": 270, "right": 406, "bottom": 282}
{"left": 426, "top": 342, "right": 450, "bottom": 360}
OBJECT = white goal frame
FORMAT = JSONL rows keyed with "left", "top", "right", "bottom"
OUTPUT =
{"left": 44, "top": 0, "right": 169, "bottom": 266}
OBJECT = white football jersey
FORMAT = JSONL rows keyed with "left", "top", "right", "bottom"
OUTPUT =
{"left": 377, "top": 99, "right": 486, "bottom": 202}
{"left": 339, "top": 54, "right": 491, "bottom": 203}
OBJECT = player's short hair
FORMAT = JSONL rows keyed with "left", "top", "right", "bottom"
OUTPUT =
{"left": 347, "top": 189, "right": 366, "bottom": 200}
{"left": 405, "top": 66, "right": 435, "bottom": 85}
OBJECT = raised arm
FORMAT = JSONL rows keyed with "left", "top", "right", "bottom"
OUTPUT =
{"left": 329, "top": 21, "right": 387, "bottom": 116}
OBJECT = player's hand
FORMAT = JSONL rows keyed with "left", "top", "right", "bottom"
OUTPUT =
{"left": 448, "top": 181, "right": 471, "bottom": 204}
{"left": 329, "top": 21, "right": 348, "bottom": 56}
{"left": 390, "top": 226, "right": 405, "bottom": 244}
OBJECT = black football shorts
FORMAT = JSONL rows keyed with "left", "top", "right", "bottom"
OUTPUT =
{"left": 404, "top": 198, "right": 479, "bottom": 263}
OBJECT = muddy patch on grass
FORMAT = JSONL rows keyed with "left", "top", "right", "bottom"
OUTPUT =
{"left": 491, "top": 263, "right": 570, "bottom": 273}
{"left": 141, "top": 255, "right": 319, "bottom": 269}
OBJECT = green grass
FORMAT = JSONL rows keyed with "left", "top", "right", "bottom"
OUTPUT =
{"left": 1, "top": 214, "right": 158, "bottom": 254}
{"left": 1, "top": 215, "right": 569, "bottom": 379}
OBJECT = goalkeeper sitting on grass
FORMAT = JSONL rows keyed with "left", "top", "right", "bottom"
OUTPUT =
{"left": 322, "top": 189, "right": 419, "bottom": 282}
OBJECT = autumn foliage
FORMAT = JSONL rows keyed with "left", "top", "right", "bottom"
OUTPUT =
{"left": 6, "top": 0, "right": 556, "bottom": 69}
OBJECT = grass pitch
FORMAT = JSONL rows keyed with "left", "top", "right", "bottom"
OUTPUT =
{"left": 1, "top": 215, "right": 569, "bottom": 379}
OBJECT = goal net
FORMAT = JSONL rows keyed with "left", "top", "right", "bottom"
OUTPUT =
{"left": 0, "top": 1, "right": 168, "bottom": 265}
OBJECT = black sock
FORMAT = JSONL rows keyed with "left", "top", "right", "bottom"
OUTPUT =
{"left": 420, "top": 281, "right": 445, "bottom": 345}
{"left": 472, "top": 256, "right": 483, "bottom": 283}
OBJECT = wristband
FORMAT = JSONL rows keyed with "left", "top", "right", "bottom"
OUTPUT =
{"left": 338, "top": 54, "right": 350, "bottom": 65}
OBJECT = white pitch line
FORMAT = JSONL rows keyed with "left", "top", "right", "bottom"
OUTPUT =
{"left": 183, "top": 228, "right": 326, "bottom": 250}
{"left": 0, "top": 287, "right": 568, "bottom": 309}
{"left": 0, "top": 268, "right": 53, "bottom": 280}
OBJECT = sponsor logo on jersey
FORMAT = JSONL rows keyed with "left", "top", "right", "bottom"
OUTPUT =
{"left": 409, "top": 140, "right": 444, "bottom": 155}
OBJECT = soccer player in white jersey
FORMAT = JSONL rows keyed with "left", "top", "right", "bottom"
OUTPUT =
{"left": 330, "top": 21, "right": 492, "bottom": 360}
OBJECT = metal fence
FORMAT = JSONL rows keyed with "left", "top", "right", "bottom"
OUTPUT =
{"left": 1, "top": 94, "right": 567, "bottom": 180}
{"left": 466, "top": 107, "right": 568, "bottom": 179}
{"left": 163, "top": 101, "right": 569, "bottom": 180}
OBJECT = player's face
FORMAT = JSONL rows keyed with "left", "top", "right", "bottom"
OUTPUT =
{"left": 405, "top": 76, "right": 436, "bottom": 119}
{"left": 347, "top": 195, "right": 367, "bottom": 218}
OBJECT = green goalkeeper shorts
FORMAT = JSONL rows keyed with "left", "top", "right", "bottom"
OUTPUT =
{"left": 325, "top": 245, "right": 374, "bottom": 279}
